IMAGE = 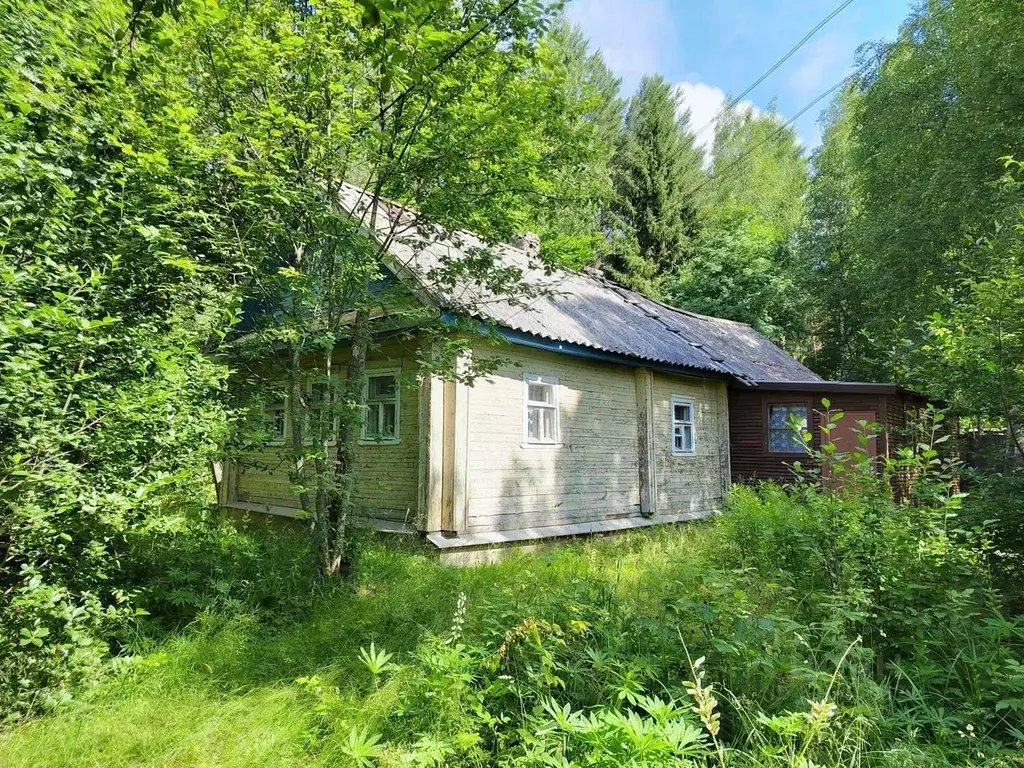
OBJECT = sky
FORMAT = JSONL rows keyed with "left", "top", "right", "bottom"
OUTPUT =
{"left": 566, "top": 0, "right": 915, "bottom": 153}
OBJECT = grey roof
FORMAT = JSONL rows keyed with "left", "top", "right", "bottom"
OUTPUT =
{"left": 339, "top": 183, "right": 822, "bottom": 386}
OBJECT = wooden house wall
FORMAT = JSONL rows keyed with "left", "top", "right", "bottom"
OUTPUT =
{"left": 463, "top": 343, "right": 643, "bottom": 533}
{"left": 232, "top": 338, "right": 421, "bottom": 523}
{"left": 729, "top": 388, "right": 922, "bottom": 483}
{"left": 460, "top": 343, "right": 730, "bottom": 534}
{"left": 651, "top": 372, "right": 729, "bottom": 517}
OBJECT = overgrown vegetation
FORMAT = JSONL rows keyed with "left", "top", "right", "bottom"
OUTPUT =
{"left": 1, "top": 465, "right": 1022, "bottom": 766}
{"left": 3, "top": 0, "right": 1024, "bottom": 762}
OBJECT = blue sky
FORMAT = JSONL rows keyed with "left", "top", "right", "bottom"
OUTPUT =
{"left": 566, "top": 0, "right": 914, "bottom": 152}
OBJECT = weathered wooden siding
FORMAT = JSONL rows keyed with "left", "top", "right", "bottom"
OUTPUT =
{"left": 233, "top": 338, "right": 421, "bottom": 523}
{"left": 728, "top": 389, "right": 813, "bottom": 482}
{"left": 463, "top": 343, "right": 642, "bottom": 533}
{"left": 728, "top": 388, "right": 925, "bottom": 483}
{"left": 651, "top": 373, "right": 729, "bottom": 516}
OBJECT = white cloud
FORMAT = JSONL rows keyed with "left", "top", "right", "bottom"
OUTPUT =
{"left": 787, "top": 32, "right": 849, "bottom": 99}
{"left": 566, "top": 0, "right": 675, "bottom": 92}
{"left": 673, "top": 81, "right": 761, "bottom": 158}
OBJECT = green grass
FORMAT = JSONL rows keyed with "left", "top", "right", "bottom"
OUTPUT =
{"left": 0, "top": 527, "right": 716, "bottom": 767}
{"left": 2, "top": 500, "right": 1021, "bottom": 768}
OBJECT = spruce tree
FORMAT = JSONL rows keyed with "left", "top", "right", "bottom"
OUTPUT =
{"left": 606, "top": 75, "right": 706, "bottom": 295}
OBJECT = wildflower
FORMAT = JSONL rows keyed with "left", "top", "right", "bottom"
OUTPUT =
{"left": 447, "top": 592, "right": 467, "bottom": 644}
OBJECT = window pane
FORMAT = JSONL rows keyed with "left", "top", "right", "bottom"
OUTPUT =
{"left": 673, "top": 427, "right": 683, "bottom": 451}
{"left": 527, "top": 382, "right": 552, "bottom": 404}
{"left": 271, "top": 409, "right": 285, "bottom": 438}
{"left": 769, "top": 406, "right": 789, "bottom": 428}
{"left": 790, "top": 406, "right": 808, "bottom": 431}
{"left": 368, "top": 375, "right": 395, "bottom": 399}
{"left": 542, "top": 408, "right": 556, "bottom": 441}
{"left": 527, "top": 407, "right": 540, "bottom": 440}
{"left": 365, "top": 403, "right": 380, "bottom": 436}
{"left": 682, "top": 425, "right": 694, "bottom": 452}
{"left": 674, "top": 403, "right": 691, "bottom": 423}
{"left": 770, "top": 428, "right": 802, "bottom": 453}
{"left": 380, "top": 402, "right": 396, "bottom": 437}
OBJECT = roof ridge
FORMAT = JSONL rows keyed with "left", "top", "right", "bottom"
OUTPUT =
{"left": 579, "top": 267, "right": 755, "bottom": 328}
{"left": 594, "top": 277, "right": 756, "bottom": 385}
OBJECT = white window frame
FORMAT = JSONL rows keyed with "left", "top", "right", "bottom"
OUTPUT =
{"left": 522, "top": 373, "right": 561, "bottom": 446}
{"left": 360, "top": 368, "right": 401, "bottom": 445}
{"left": 670, "top": 395, "right": 696, "bottom": 456}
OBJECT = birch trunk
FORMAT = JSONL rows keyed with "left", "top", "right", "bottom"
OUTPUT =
{"left": 327, "top": 307, "right": 370, "bottom": 575}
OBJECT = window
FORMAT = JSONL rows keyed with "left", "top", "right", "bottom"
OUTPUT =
{"left": 671, "top": 396, "right": 696, "bottom": 455}
{"left": 768, "top": 404, "right": 808, "bottom": 453}
{"left": 523, "top": 374, "right": 559, "bottom": 444}
{"left": 266, "top": 404, "right": 286, "bottom": 444}
{"left": 361, "top": 372, "right": 400, "bottom": 442}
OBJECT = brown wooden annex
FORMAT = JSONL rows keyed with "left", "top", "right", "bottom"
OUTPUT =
{"left": 728, "top": 382, "right": 929, "bottom": 483}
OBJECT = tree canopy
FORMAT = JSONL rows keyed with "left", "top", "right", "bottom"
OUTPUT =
{"left": 604, "top": 75, "right": 705, "bottom": 296}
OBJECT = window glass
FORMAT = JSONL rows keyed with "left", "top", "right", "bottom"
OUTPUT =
{"left": 266, "top": 406, "right": 286, "bottom": 442}
{"left": 362, "top": 373, "right": 399, "bottom": 441}
{"left": 524, "top": 375, "right": 559, "bottom": 444}
{"left": 768, "top": 404, "right": 808, "bottom": 453}
{"left": 368, "top": 375, "right": 395, "bottom": 399}
{"left": 528, "top": 382, "right": 553, "bottom": 404}
{"left": 671, "top": 396, "right": 696, "bottom": 455}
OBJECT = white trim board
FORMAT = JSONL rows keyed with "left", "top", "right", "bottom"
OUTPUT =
{"left": 426, "top": 509, "right": 717, "bottom": 549}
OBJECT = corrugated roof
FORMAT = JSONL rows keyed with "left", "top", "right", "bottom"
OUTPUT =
{"left": 339, "top": 183, "right": 822, "bottom": 386}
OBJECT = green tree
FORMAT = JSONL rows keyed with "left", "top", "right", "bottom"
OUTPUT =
{"left": 851, "top": 0, "right": 1024, "bottom": 351}
{"left": 667, "top": 104, "right": 809, "bottom": 349}
{"left": 667, "top": 217, "right": 808, "bottom": 347}
{"left": 190, "top": 0, "right": 604, "bottom": 575}
{"left": 708, "top": 103, "right": 807, "bottom": 235}
{"left": 523, "top": 21, "right": 623, "bottom": 268}
{"left": 799, "top": 88, "right": 869, "bottom": 379}
{"left": 906, "top": 160, "right": 1024, "bottom": 456}
{"left": 0, "top": 0, "right": 235, "bottom": 712}
{"left": 606, "top": 75, "right": 706, "bottom": 296}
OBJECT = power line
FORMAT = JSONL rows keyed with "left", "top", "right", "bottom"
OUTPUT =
{"left": 685, "top": 59, "right": 871, "bottom": 202}
{"left": 377, "top": 0, "right": 520, "bottom": 120}
{"left": 690, "top": 0, "right": 856, "bottom": 141}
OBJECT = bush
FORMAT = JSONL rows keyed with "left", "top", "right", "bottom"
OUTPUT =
{"left": 270, "top": 482, "right": 1023, "bottom": 767}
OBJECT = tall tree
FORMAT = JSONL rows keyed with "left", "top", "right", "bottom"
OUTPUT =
{"left": 799, "top": 88, "right": 869, "bottom": 379}
{"left": 665, "top": 104, "right": 809, "bottom": 348}
{"left": 522, "top": 21, "right": 624, "bottom": 268}
{"left": 709, "top": 103, "right": 807, "bottom": 235}
{"left": 851, "top": 0, "right": 1024, "bottom": 354}
{"left": 193, "top": 0, "right": 605, "bottom": 575}
{"left": 901, "top": 160, "right": 1024, "bottom": 455}
{"left": 605, "top": 75, "right": 705, "bottom": 296}
{"left": 0, "top": 0, "right": 236, "bottom": 709}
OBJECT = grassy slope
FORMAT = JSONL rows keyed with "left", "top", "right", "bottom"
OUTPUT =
{"left": 0, "top": 527, "right": 714, "bottom": 767}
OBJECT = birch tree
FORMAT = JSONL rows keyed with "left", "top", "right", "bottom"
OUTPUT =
{"left": 191, "top": 0, "right": 613, "bottom": 575}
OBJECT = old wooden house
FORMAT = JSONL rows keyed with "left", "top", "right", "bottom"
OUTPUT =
{"left": 222, "top": 185, "right": 925, "bottom": 559}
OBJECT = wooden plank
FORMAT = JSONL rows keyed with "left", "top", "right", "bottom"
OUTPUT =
{"left": 419, "top": 373, "right": 444, "bottom": 532}
{"left": 427, "top": 508, "right": 713, "bottom": 550}
{"left": 440, "top": 378, "right": 456, "bottom": 532}
{"left": 635, "top": 367, "right": 656, "bottom": 517}
{"left": 452, "top": 349, "right": 471, "bottom": 533}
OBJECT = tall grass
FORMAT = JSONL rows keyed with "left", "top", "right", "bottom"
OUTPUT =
{"left": 1, "top": 491, "right": 1022, "bottom": 767}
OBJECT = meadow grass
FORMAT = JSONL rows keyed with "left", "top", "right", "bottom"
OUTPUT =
{"left": 2, "top": 498, "right": 1021, "bottom": 768}
{"left": 0, "top": 525, "right": 716, "bottom": 767}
